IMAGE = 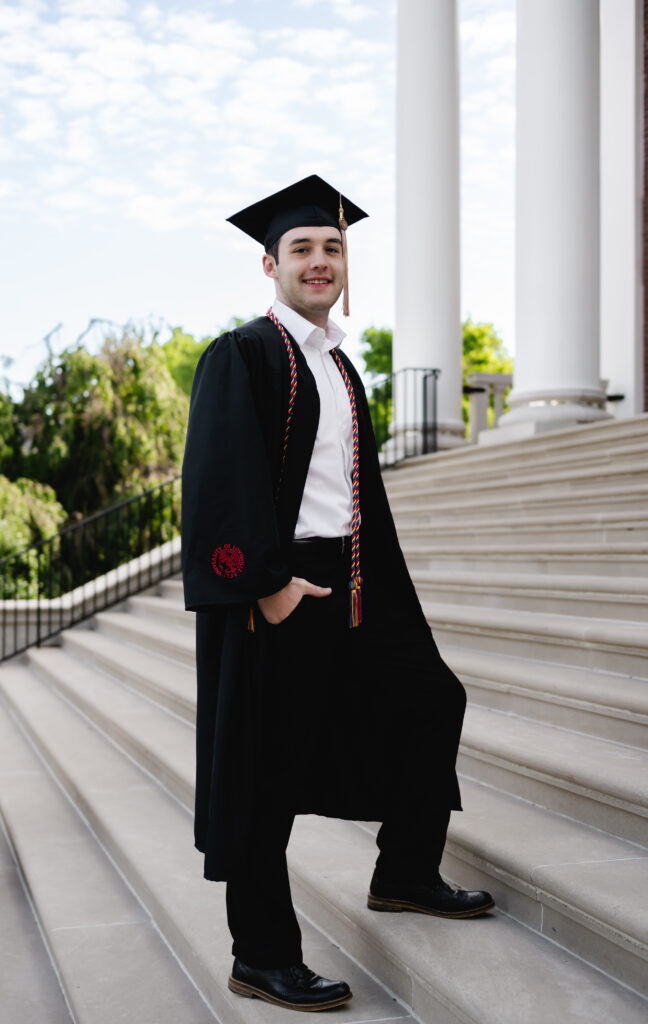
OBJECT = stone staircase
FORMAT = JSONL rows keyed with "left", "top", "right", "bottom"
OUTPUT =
{"left": 1, "top": 413, "right": 647, "bottom": 1023}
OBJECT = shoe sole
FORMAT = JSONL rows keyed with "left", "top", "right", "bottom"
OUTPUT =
{"left": 228, "top": 975, "right": 353, "bottom": 1011}
{"left": 367, "top": 892, "right": 495, "bottom": 919}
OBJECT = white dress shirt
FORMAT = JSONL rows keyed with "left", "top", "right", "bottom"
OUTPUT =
{"left": 271, "top": 300, "right": 354, "bottom": 539}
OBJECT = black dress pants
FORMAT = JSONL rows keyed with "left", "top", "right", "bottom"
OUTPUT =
{"left": 226, "top": 537, "right": 462, "bottom": 968}
{"left": 226, "top": 806, "right": 451, "bottom": 969}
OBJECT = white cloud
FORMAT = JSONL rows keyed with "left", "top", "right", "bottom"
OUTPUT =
{"left": 269, "top": 25, "right": 388, "bottom": 61}
{"left": 460, "top": 10, "right": 515, "bottom": 56}
{"left": 14, "top": 97, "right": 59, "bottom": 142}
{"left": 293, "top": 0, "right": 373, "bottom": 23}
{"left": 58, "top": 0, "right": 129, "bottom": 17}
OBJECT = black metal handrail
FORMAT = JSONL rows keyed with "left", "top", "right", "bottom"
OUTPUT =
{"left": 367, "top": 366, "right": 441, "bottom": 467}
{"left": 1, "top": 476, "right": 181, "bottom": 662}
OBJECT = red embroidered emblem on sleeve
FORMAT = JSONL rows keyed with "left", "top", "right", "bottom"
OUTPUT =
{"left": 211, "top": 544, "right": 245, "bottom": 579}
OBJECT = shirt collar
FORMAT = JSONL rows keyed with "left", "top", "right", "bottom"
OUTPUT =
{"left": 271, "top": 299, "right": 346, "bottom": 354}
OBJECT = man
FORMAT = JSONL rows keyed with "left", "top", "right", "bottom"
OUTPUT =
{"left": 181, "top": 175, "right": 493, "bottom": 1014}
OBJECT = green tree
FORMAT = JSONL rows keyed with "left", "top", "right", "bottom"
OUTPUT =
{"left": 0, "top": 475, "right": 66, "bottom": 558}
{"left": 0, "top": 476, "right": 67, "bottom": 598}
{"left": 13, "top": 327, "right": 189, "bottom": 516}
{"left": 360, "top": 326, "right": 393, "bottom": 377}
{"left": 161, "top": 328, "right": 211, "bottom": 396}
{"left": 359, "top": 327, "right": 394, "bottom": 450}
{"left": 0, "top": 390, "right": 15, "bottom": 468}
{"left": 461, "top": 317, "right": 513, "bottom": 427}
{"left": 359, "top": 319, "right": 513, "bottom": 442}
{"left": 162, "top": 318, "right": 250, "bottom": 396}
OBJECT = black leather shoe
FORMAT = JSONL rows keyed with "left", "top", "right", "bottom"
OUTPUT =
{"left": 368, "top": 876, "right": 494, "bottom": 919}
{"left": 228, "top": 958, "right": 352, "bottom": 1011}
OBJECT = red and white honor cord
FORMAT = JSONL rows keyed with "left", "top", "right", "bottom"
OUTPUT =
{"left": 266, "top": 308, "right": 362, "bottom": 628}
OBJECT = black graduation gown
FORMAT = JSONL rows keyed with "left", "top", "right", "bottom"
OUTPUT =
{"left": 181, "top": 316, "right": 465, "bottom": 881}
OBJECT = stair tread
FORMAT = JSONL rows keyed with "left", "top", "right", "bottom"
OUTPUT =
{"left": 384, "top": 455, "right": 648, "bottom": 497}
{"left": 442, "top": 645, "right": 648, "bottom": 719}
{"left": 287, "top": 815, "right": 648, "bottom": 1024}
{"left": 412, "top": 569, "right": 648, "bottom": 596}
{"left": 0, "top": 695, "right": 213, "bottom": 1024}
{"left": 129, "top": 592, "right": 194, "bottom": 621}
{"left": 0, "top": 665, "right": 416, "bottom": 1024}
{"left": 0, "top": 809, "right": 72, "bottom": 1024}
{"left": 422, "top": 599, "right": 648, "bottom": 649}
{"left": 462, "top": 704, "right": 647, "bottom": 811}
{"left": 396, "top": 508, "right": 648, "bottom": 527}
{"left": 17, "top": 643, "right": 648, "bottom": 968}
{"left": 384, "top": 416, "right": 648, "bottom": 471}
{"left": 95, "top": 609, "right": 195, "bottom": 656}
{"left": 63, "top": 626, "right": 195, "bottom": 720}
{"left": 445, "top": 778, "right": 647, "bottom": 948}
{"left": 404, "top": 540, "right": 648, "bottom": 554}
{"left": 26, "top": 647, "right": 195, "bottom": 804}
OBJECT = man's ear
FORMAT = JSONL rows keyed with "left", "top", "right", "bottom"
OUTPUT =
{"left": 262, "top": 253, "right": 278, "bottom": 280}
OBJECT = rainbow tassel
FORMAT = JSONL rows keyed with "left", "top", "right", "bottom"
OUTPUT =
{"left": 247, "top": 605, "right": 256, "bottom": 632}
{"left": 349, "top": 576, "right": 363, "bottom": 628}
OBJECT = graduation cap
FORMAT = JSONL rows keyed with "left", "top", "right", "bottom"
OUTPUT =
{"left": 227, "top": 174, "right": 368, "bottom": 316}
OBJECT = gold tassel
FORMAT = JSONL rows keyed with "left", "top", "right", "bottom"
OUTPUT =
{"left": 247, "top": 605, "right": 255, "bottom": 632}
{"left": 349, "top": 577, "right": 362, "bottom": 628}
{"left": 339, "top": 192, "right": 349, "bottom": 317}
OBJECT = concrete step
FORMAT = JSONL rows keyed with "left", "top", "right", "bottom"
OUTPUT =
{"left": 384, "top": 454, "right": 648, "bottom": 506}
{"left": 0, "top": 692, "right": 214, "bottom": 1024}
{"left": 159, "top": 578, "right": 185, "bottom": 601}
{"left": 27, "top": 646, "right": 195, "bottom": 808}
{"left": 0, "top": 778, "right": 72, "bottom": 1024}
{"left": 94, "top": 609, "right": 195, "bottom": 667}
{"left": 411, "top": 569, "right": 648, "bottom": 622}
{"left": 387, "top": 480, "right": 648, "bottom": 518}
{"left": 89, "top": 593, "right": 648, "bottom": 838}
{"left": 404, "top": 542, "right": 648, "bottom": 576}
{"left": 423, "top": 600, "right": 648, "bottom": 675}
{"left": 441, "top": 644, "right": 648, "bottom": 748}
{"left": 460, "top": 704, "right": 648, "bottom": 844}
{"left": 443, "top": 778, "right": 648, "bottom": 997}
{"left": 385, "top": 440, "right": 648, "bottom": 496}
{"left": 338, "top": 775, "right": 648, "bottom": 1000}
{"left": 383, "top": 414, "right": 648, "bottom": 481}
{"left": 62, "top": 625, "right": 195, "bottom": 723}
{"left": 0, "top": 665, "right": 415, "bottom": 1024}
{"left": 127, "top": 592, "right": 195, "bottom": 629}
{"left": 5, "top": 653, "right": 647, "bottom": 1020}
{"left": 393, "top": 509, "right": 648, "bottom": 543}
{"left": 287, "top": 814, "right": 648, "bottom": 1024}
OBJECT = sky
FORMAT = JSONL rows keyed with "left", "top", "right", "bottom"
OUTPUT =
{"left": 0, "top": 0, "right": 515, "bottom": 394}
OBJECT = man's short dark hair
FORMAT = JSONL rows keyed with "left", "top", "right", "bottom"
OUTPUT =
{"left": 265, "top": 239, "right": 280, "bottom": 263}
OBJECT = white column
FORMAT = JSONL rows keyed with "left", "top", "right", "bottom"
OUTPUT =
{"left": 393, "top": 0, "right": 464, "bottom": 450}
{"left": 497, "top": 0, "right": 611, "bottom": 439}
{"left": 600, "top": 0, "right": 644, "bottom": 416}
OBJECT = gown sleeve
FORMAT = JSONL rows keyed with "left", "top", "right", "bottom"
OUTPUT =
{"left": 181, "top": 331, "right": 292, "bottom": 611}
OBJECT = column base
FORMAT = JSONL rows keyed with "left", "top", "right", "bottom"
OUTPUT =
{"left": 480, "top": 389, "right": 613, "bottom": 446}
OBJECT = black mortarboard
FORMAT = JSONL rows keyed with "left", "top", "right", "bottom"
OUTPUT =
{"left": 227, "top": 174, "right": 368, "bottom": 251}
{"left": 227, "top": 175, "right": 368, "bottom": 317}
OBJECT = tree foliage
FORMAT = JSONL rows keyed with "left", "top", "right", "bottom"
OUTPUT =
{"left": 161, "top": 328, "right": 212, "bottom": 396}
{"left": 0, "top": 475, "right": 66, "bottom": 561}
{"left": 360, "top": 319, "right": 513, "bottom": 441}
{"left": 11, "top": 327, "right": 189, "bottom": 517}
{"left": 161, "top": 317, "right": 250, "bottom": 396}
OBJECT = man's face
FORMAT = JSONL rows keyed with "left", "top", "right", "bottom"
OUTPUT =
{"left": 262, "top": 225, "right": 344, "bottom": 324}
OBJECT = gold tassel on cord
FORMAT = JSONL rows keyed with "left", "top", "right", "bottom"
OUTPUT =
{"left": 338, "top": 192, "right": 349, "bottom": 317}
